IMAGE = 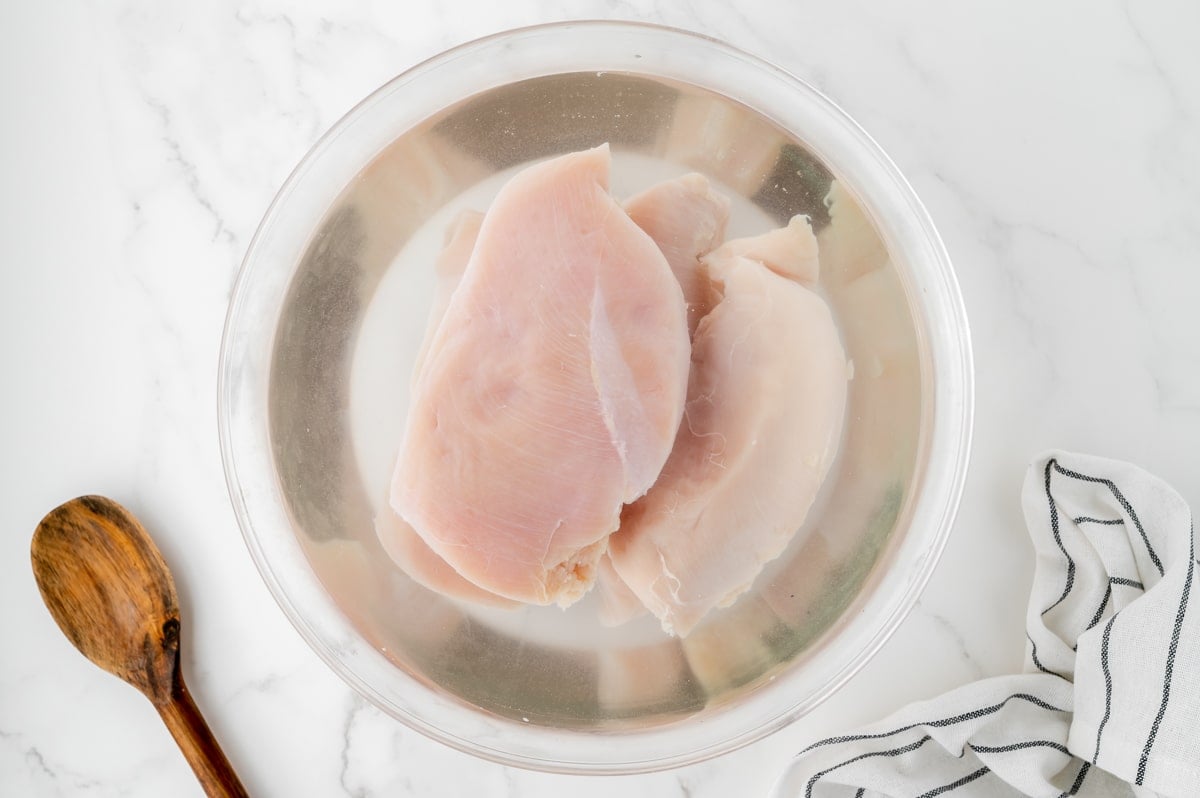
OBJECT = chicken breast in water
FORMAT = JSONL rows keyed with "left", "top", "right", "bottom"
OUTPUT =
{"left": 391, "top": 145, "right": 690, "bottom": 607}
{"left": 375, "top": 499, "right": 518, "bottom": 608}
{"left": 609, "top": 216, "right": 847, "bottom": 636}
{"left": 624, "top": 174, "right": 730, "bottom": 338}
{"left": 705, "top": 214, "right": 819, "bottom": 286}
{"left": 374, "top": 209, "right": 524, "bottom": 608}
{"left": 596, "top": 173, "right": 731, "bottom": 624}
{"left": 595, "top": 552, "right": 648, "bottom": 626}
{"left": 411, "top": 210, "right": 483, "bottom": 382}
{"left": 383, "top": 175, "right": 727, "bottom": 612}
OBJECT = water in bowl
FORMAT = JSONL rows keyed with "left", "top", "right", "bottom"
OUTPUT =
{"left": 267, "top": 71, "right": 922, "bottom": 729}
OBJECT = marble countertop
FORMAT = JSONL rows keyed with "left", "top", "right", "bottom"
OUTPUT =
{"left": 3, "top": 2, "right": 1198, "bottom": 796}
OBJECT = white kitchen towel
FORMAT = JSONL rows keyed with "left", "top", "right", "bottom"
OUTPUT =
{"left": 773, "top": 451, "right": 1199, "bottom": 798}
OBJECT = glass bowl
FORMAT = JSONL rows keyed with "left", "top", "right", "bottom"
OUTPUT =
{"left": 219, "top": 21, "right": 973, "bottom": 774}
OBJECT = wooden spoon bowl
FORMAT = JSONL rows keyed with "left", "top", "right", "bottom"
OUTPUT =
{"left": 31, "top": 496, "right": 248, "bottom": 798}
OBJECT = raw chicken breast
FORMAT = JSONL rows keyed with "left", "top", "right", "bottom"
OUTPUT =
{"left": 376, "top": 209, "right": 520, "bottom": 608}
{"left": 609, "top": 217, "right": 847, "bottom": 636}
{"left": 624, "top": 174, "right": 730, "bottom": 337}
{"left": 595, "top": 173, "right": 730, "bottom": 624}
{"left": 706, "top": 214, "right": 820, "bottom": 285}
{"left": 391, "top": 145, "right": 690, "bottom": 607}
{"left": 375, "top": 499, "right": 517, "bottom": 608}
{"left": 595, "top": 553, "right": 648, "bottom": 626}
{"left": 411, "top": 210, "right": 483, "bottom": 382}
{"left": 382, "top": 175, "right": 728, "bottom": 612}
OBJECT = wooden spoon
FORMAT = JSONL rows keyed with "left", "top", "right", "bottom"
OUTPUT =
{"left": 31, "top": 495, "right": 249, "bottom": 798}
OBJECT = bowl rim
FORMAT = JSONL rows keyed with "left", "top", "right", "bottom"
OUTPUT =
{"left": 218, "top": 18, "right": 975, "bottom": 774}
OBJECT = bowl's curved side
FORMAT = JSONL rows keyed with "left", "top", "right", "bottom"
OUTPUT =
{"left": 218, "top": 20, "right": 974, "bottom": 774}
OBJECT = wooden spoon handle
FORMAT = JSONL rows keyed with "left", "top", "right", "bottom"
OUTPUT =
{"left": 156, "top": 674, "right": 249, "bottom": 798}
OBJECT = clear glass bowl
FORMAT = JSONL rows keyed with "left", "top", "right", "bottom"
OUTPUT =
{"left": 219, "top": 21, "right": 973, "bottom": 774}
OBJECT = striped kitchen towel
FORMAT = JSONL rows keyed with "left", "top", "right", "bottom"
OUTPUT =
{"left": 772, "top": 451, "right": 1199, "bottom": 798}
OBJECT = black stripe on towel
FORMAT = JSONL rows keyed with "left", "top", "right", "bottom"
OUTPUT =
{"left": 805, "top": 736, "right": 932, "bottom": 798}
{"left": 1043, "top": 460, "right": 1077, "bottom": 614}
{"left": 1136, "top": 527, "right": 1195, "bottom": 784}
{"left": 916, "top": 766, "right": 989, "bottom": 797}
{"left": 1073, "top": 516, "right": 1124, "bottom": 525}
{"left": 1093, "top": 616, "right": 1117, "bottom": 761}
{"left": 1110, "top": 576, "right": 1144, "bottom": 590}
{"left": 1051, "top": 460, "right": 1163, "bottom": 576}
{"left": 969, "top": 739, "right": 1071, "bottom": 756}
{"left": 800, "top": 693, "right": 1068, "bottom": 753}
{"left": 1028, "top": 634, "right": 1069, "bottom": 680}
{"left": 1086, "top": 583, "right": 1112, "bottom": 631}
{"left": 1057, "top": 761, "right": 1090, "bottom": 797}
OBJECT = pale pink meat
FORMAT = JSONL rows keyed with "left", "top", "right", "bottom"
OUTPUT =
{"left": 624, "top": 174, "right": 729, "bottom": 337}
{"left": 595, "top": 173, "right": 732, "bottom": 624}
{"left": 705, "top": 214, "right": 820, "bottom": 286}
{"left": 595, "top": 552, "right": 648, "bottom": 626}
{"left": 375, "top": 209, "right": 522, "bottom": 608}
{"left": 411, "top": 210, "right": 483, "bottom": 382}
{"left": 375, "top": 500, "right": 518, "bottom": 608}
{"left": 609, "top": 217, "right": 847, "bottom": 635}
{"left": 390, "top": 145, "right": 690, "bottom": 607}
{"left": 380, "top": 174, "right": 730, "bottom": 611}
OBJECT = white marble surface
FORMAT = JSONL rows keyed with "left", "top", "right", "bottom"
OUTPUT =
{"left": 2, "top": 1, "right": 1198, "bottom": 795}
